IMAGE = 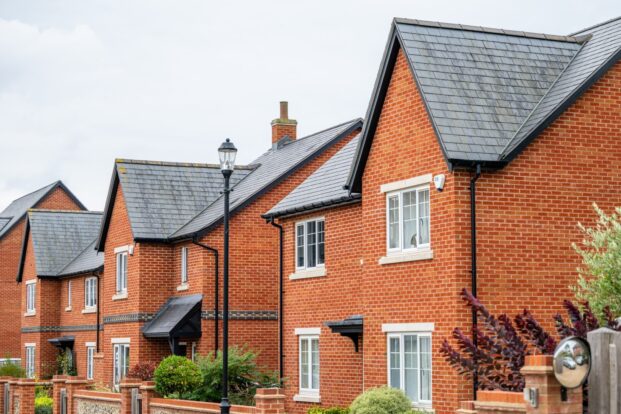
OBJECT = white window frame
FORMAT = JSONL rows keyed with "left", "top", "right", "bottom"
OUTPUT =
{"left": 25, "top": 345, "right": 35, "bottom": 378}
{"left": 86, "top": 345, "right": 95, "bottom": 380}
{"left": 181, "top": 247, "right": 189, "bottom": 284}
{"left": 295, "top": 217, "right": 325, "bottom": 271}
{"left": 115, "top": 252, "right": 128, "bottom": 294}
{"left": 385, "top": 185, "right": 430, "bottom": 254}
{"left": 386, "top": 332, "right": 432, "bottom": 407}
{"left": 25, "top": 280, "right": 36, "bottom": 314}
{"left": 67, "top": 280, "right": 72, "bottom": 309}
{"left": 113, "top": 343, "right": 130, "bottom": 389}
{"left": 191, "top": 342, "right": 198, "bottom": 362}
{"left": 298, "top": 335, "right": 320, "bottom": 398}
{"left": 84, "top": 277, "right": 97, "bottom": 310}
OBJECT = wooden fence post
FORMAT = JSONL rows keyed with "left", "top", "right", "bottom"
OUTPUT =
{"left": 0, "top": 377, "right": 12, "bottom": 414}
{"left": 140, "top": 381, "right": 157, "bottom": 414}
{"left": 587, "top": 327, "right": 621, "bottom": 414}
{"left": 52, "top": 375, "right": 68, "bottom": 414}
{"left": 119, "top": 378, "right": 142, "bottom": 414}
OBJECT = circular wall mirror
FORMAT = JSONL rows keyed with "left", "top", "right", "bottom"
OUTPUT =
{"left": 552, "top": 336, "right": 591, "bottom": 389}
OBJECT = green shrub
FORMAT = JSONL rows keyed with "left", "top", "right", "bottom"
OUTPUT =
{"left": 154, "top": 356, "right": 202, "bottom": 398}
{"left": 349, "top": 386, "right": 412, "bottom": 414}
{"left": 0, "top": 360, "right": 25, "bottom": 378}
{"left": 308, "top": 407, "right": 350, "bottom": 414}
{"left": 35, "top": 395, "right": 53, "bottom": 414}
{"left": 191, "top": 346, "right": 278, "bottom": 405}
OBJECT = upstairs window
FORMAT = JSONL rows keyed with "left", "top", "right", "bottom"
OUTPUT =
{"left": 296, "top": 219, "right": 325, "bottom": 270}
{"left": 181, "top": 247, "right": 188, "bottom": 284}
{"left": 26, "top": 281, "right": 36, "bottom": 313}
{"left": 116, "top": 252, "right": 128, "bottom": 294}
{"left": 387, "top": 187, "right": 430, "bottom": 252}
{"left": 85, "top": 277, "right": 97, "bottom": 308}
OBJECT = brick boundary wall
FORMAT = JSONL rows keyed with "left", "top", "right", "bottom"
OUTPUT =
{"left": 456, "top": 355, "right": 582, "bottom": 414}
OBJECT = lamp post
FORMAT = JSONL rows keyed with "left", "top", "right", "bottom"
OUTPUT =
{"left": 218, "top": 138, "right": 237, "bottom": 414}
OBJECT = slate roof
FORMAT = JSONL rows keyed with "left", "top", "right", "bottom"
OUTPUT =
{"left": 25, "top": 210, "right": 103, "bottom": 277}
{"left": 264, "top": 134, "right": 361, "bottom": 218}
{"left": 0, "top": 181, "right": 86, "bottom": 239}
{"left": 170, "top": 118, "right": 363, "bottom": 239}
{"left": 347, "top": 16, "right": 621, "bottom": 192}
{"left": 100, "top": 160, "right": 254, "bottom": 244}
{"left": 57, "top": 240, "right": 103, "bottom": 277}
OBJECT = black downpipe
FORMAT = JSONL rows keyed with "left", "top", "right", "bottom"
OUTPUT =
{"left": 470, "top": 164, "right": 481, "bottom": 400}
{"left": 193, "top": 238, "right": 220, "bottom": 353}
{"left": 95, "top": 271, "right": 101, "bottom": 353}
{"left": 268, "top": 218, "right": 284, "bottom": 382}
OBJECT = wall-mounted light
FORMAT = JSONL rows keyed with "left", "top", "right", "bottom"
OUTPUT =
{"left": 433, "top": 174, "right": 446, "bottom": 192}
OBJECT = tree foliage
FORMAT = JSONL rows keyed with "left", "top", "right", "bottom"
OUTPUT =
{"left": 573, "top": 204, "right": 621, "bottom": 321}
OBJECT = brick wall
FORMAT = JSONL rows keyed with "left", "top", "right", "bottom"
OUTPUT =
{"left": 279, "top": 203, "right": 364, "bottom": 413}
{"left": 0, "top": 186, "right": 82, "bottom": 358}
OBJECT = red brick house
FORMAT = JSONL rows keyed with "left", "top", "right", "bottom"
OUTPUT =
{"left": 264, "top": 16, "right": 621, "bottom": 414}
{"left": 94, "top": 103, "right": 362, "bottom": 388}
{"left": 17, "top": 209, "right": 103, "bottom": 380}
{"left": 0, "top": 182, "right": 85, "bottom": 361}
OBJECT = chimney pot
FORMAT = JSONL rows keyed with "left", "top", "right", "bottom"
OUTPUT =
{"left": 271, "top": 101, "right": 297, "bottom": 146}
{"left": 280, "top": 101, "right": 288, "bottom": 120}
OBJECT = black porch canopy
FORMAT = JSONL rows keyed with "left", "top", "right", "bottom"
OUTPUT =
{"left": 142, "top": 294, "right": 202, "bottom": 355}
{"left": 325, "top": 315, "right": 363, "bottom": 352}
{"left": 48, "top": 336, "right": 75, "bottom": 349}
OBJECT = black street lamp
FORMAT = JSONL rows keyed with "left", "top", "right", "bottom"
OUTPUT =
{"left": 218, "top": 138, "right": 237, "bottom": 414}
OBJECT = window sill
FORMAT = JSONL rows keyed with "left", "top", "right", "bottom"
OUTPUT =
{"left": 176, "top": 283, "right": 189, "bottom": 291}
{"left": 24, "top": 311, "right": 36, "bottom": 317}
{"left": 112, "top": 292, "right": 128, "bottom": 301}
{"left": 379, "top": 250, "right": 433, "bottom": 265}
{"left": 82, "top": 307, "right": 97, "bottom": 314}
{"left": 65, "top": 306, "right": 72, "bottom": 312}
{"left": 293, "top": 394, "right": 321, "bottom": 403}
{"left": 289, "top": 267, "right": 326, "bottom": 280}
{"left": 412, "top": 403, "right": 434, "bottom": 413}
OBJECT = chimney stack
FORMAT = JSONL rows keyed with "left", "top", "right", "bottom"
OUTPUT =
{"left": 271, "top": 101, "right": 297, "bottom": 146}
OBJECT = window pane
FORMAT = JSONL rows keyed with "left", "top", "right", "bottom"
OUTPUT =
{"left": 418, "top": 189, "right": 430, "bottom": 245}
{"left": 388, "top": 196, "right": 400, "bottom": 249}
{"left": 420, "top": 336, "right": 432, "bottom": 401}
{"left": 307, "top": 222, "right": 317, "bottom": 268}
{"left": 404, "top": 335, "right": 419, "bottom": 402}
{"left": 389, "top": 337, "right": 401, "bottom": 389}
{"left": 300, "top": 339, "right": 309, "bottom": 389}
{"left": 402, "top": 191, "right": 417, "bottom": 249}
{"left": 123, "top": 254, "right": 128, "bottom": 290}
{"left": 296, "top": 225, "right": 305, "bottom": 268}
{"left": 317, "top": 221, "right": 325, "bottom": 265}
{"left": 311, "top": 338, "right": 319, "bottom": 390}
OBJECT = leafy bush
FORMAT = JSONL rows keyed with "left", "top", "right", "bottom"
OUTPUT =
{"left": 190, "top": 346, "right": 278, "bottom": 405}
{"left": 0, "top": 360, "right": 25, "bottom": 378}
{"left": 573, "top": 205, "right": 621, "bottom": 321}
{"left": 154, "top": 356, "right": 202, "bottom": 398}
{"left": 440, "top": 289, "right": 621, "bottom": 392}
{"left": 56, "top": 350, "right": 76, "bottom": 376}
{"left": 308, "top": 407, "right": 350, "bottom": 414}
{"left": 349, "top": 386, "right": 412, "bottom": 414}
{"left": 35, "top": 395, "right": 53, "bottom": 414}
{"left": 128, "top": 361, "right": 157, "bottom": 381}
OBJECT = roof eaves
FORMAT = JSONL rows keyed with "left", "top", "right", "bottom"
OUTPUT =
{"left": 170, "top": 119, "right": 363, "bottom": 241}
{"left": 262, "top": 194, "right": 361, "bottom": 220}
{"left": 16, "top": 217, "right": 30, "bottom": 283}
{"left": 501, "top": 41, "right": 621, "bottom": 163}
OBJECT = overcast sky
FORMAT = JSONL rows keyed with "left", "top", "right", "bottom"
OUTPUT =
{"left": 1, "top": 1, "right": 620, "bottom": 211}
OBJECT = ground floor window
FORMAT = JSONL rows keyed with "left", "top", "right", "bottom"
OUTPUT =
{"left": 113, "top": 343, "right": 130, "bottom": 388}
{"left": 387, "top": 332, "right": 432, "bottom": 405}
{"left": 25, "top": 345, "right": 35, "bottom": 378}
{"left": 86, "top": 346, "right": 95, "bottom": 380}
{"left": 299, "top": 335, "right": 319, "bottom": 396}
